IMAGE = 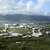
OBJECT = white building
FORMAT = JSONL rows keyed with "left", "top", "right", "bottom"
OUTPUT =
{"left": 22, "top": 35, "right": 31, "bottom": 38}
{"left": 0, "top": 33, "right": 8, "bottom": 36}
{"left": 32, "top": 27, "right": 42, "bottom": 37}
{"left": 4, "top": 32, "right": 22, "bottom": 37}
{"left": 5, "top": 24, "right": 9, "bottom": 29}
{"left": 46, "top": 31, "right": 50, "bottom": 34}
{"left": 16, "top": 42, "right": 21, "bottom": 44}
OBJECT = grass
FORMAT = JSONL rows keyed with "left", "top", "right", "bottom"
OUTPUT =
{"left": 0, "top": 36, "right": 50, "bottom": 50}
{"left": 7, "top": 28, "right": 32, "bottom": 33}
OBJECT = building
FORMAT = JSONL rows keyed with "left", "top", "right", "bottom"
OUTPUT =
{"left": 32, "top": 27, "right": 42, "bottom": 37}
{"left": 4, "top": 32, "right": 22, "bottom": 37}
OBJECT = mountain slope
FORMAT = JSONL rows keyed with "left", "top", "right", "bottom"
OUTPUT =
{"left": 0, "top": 14, "right": 50, "bottom": 23}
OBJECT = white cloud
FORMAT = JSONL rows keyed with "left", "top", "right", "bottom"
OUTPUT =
{"left": 0, "top": 0, "right": 50, "bottom": 15}
{"left": 14, "top": 0, "right": 45, "bottom": 14}
{"left": 33, "top": 0, "right": 45, "bottom": 12}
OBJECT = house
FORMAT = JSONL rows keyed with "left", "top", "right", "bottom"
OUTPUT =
{"left": 16, "top": 42, "right": 21, "bottom": 44}
{"left": 4, "top": 32, "right": 22, "bottom": 37}
{"left": 32, "top": 27, "right": 42, "bottom": 37}
{"left": 8, "top": 24, "right": 16, "bottom": 28}
{"left": 16, "top": 23, "right": 27, "bottom": 28}
{"left": 46, "top": 31, "right": 50, "bottom": 34}
{"left": 45, "top": 30, "right": 50, "bottom": 37}
{"left": 22, "top": 35, "right": 31, "bottom": 38}
{"left": 4, "top": 24, "right": 9, "bottom": 29}
{"left": 22, "top": 32, "right": 32, "bottom": 38}
{"left": 19, "top": 25, "right": 24, "bottom": 28}
{"left": 0, "top": 33, "right": 8, "bottom": 36}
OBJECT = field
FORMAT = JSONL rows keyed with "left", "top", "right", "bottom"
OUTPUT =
{"left": 0, "top": 37, "right": 50, "bottom": 50}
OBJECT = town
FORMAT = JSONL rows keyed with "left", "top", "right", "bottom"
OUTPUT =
{"left": 0, "top": 23, "right": 50, "bottom": 38}
{"left": 0, "top": 23, "right": 50, "bottom": 50}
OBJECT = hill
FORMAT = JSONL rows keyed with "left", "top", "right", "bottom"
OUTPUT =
{"left": 0, "top": 14, "right": 50, "bottom": 23}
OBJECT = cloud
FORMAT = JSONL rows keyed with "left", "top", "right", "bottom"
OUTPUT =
{"left": 15, "top": 0, "right": 45, "bottom": 14}
{"left": 0, "top": 0, "right": 50, "bottom": 15}
{"left": 40, "top": 0, "right": 50, "bottom": 16}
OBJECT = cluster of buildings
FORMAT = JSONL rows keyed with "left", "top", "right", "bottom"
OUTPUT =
{"left": 0, "top": 23, "right": 50, "bottom": 38}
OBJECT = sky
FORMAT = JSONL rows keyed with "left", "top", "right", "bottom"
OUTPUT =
{"left": 0, "top": 0, "right": 50, "bottom": 16}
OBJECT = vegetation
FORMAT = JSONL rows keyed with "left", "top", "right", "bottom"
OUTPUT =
{"left": 0, "top": 37, "right": 50, "bottom": 50}
{"left": 0, "top": 23, "right": 50, "bottom": 50}
{"left": 7, "top": 28, "right": 32, "bottom": 33}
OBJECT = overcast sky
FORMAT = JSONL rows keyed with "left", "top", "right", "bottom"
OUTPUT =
{"left": 0, "top": 0, "right": 50, "bottom": 15}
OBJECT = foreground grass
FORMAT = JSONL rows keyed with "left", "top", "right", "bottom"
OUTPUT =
{"left": 0, "top": 37, "right": 50, "bottom": 50}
